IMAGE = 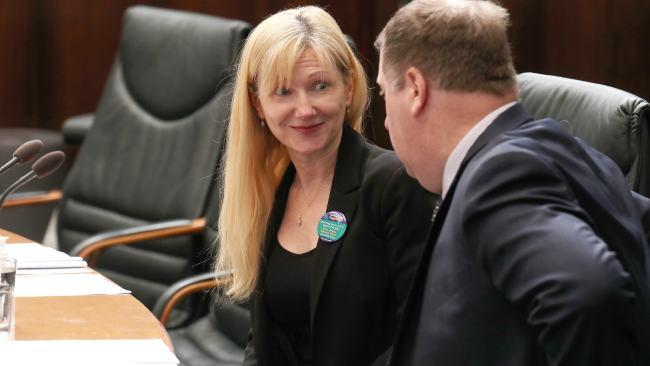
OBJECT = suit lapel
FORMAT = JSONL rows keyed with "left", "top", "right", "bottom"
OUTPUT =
{"left": 390, "top": 103, "right": 534, "bottom": 365}
{"left": 310, "top": 124, "right": 364, "bottom": 327}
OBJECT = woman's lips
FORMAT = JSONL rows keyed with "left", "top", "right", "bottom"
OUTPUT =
{"left": 291, "top": 122, "right": 323, "bottom": 133}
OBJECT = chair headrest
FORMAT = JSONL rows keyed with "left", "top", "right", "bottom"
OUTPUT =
{"left": 517, "top": 72, "right": 649, "bottom": 190}
{"left": 119, "top": 6, "right": 250, "bottom": 120}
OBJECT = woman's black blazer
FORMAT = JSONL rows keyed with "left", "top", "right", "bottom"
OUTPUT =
{"left": 243, "top": 125, "right": 435, "bottom": 366}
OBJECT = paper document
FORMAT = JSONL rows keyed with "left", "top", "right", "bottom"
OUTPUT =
{"left": 6, "top": 243, "right": 88, "bottom": 270}
{"left": 16, "top": 258, "right": 88, "bottom": 270}
{"left": 17, "top": 267, "right": 94, "bottom": 275}
{"left": 15, "top": 272, "right": 130, "bottom": 297}
{"left": 6, "top": 243, "right": 71, "bottom": 260}
{"left": 0, "top": 339, "right": 179, "bottom": 365}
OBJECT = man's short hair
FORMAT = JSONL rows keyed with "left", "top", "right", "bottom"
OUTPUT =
{"left": 375, "top": 0, "right": 516, "bottom": 95}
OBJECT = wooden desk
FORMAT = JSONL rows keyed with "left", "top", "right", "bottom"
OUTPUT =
{"left": 4, "top": 229, "right": 173, "bottom": 349}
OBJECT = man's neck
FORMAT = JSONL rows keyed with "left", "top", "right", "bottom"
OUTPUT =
{"left": 417, "top": 88, "right": 518, "bottom": 193}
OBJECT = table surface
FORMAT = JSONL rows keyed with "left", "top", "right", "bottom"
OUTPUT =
{"left": 5, "top": 229, "right": 173, "bottom": 350}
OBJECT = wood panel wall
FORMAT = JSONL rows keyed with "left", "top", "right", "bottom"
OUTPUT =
{"left": 1, "top": 0, "right": 648, "bottom": 149}
{"left": 0, "top": 1, "right": 397, "bottom": 133}
{"left": 504, "top": 0, "right": 650, "bottom": 102}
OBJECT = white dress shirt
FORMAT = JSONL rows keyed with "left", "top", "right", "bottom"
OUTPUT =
{"left": 441, "top": 101, "right": 517, "bottom": 198}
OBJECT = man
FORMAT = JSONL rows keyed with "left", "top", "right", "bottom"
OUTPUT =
{"left": 375, "top": 0, "right": 650, "bottom": 365}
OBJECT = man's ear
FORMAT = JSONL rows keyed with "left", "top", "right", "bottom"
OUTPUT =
{"left": 404, "top": 67, "right": 428, "bottom": 116}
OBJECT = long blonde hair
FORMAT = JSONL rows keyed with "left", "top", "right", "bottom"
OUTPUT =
{"left": 216, "top": 6, "right": 369, "bottom": 301}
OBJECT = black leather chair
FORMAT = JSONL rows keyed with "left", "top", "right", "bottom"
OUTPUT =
{"left": 153, "top": 271, "right": 250, "bottom": 366}
{"left": 6, "top": 6, "right": 251, "bottom": 316}
{"left": 62, "top": 5, "right": 251, "bottom": 312}
{"left": 517, "top": 72, "right": 650, "bottom": 196}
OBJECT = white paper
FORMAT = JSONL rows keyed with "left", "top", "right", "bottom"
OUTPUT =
{"left": 3, "top": 242, "right": 38, "bottom": 246}
{"left": 17, "top": 267, "right": 94, "bottom": 275}
{"left": 16, "top": 258, "right": 87, "bottom": 270}
{"left": 0, "top": 339, "right": 179, "bottom": 365}
{"left": 6, "top": 243, "right": 71, "bottom": 261}
{"left": 15, "top": 272, "right": 130, "bottom": 297}
{"left": 6, "top": 243, "right": 88, "bottom": 270}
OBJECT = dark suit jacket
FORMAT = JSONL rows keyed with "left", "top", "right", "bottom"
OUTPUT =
{"left": 243, "top": 125, "right": 435, "bottom": 366}
{"left": 390, "top": 103, "right": 650, "bottom": 366}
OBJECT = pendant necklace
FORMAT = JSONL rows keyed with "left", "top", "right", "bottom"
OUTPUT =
{"left": 297, "top": 173, "right": 333, "bottom": 227}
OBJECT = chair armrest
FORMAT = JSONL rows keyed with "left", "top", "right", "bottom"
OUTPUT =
{"left": 153, "top": 270, "right": 233, "bottom": 326}
{"left": 62, "top": 113, "right": 94, "bottom": 145}
{"left": 2, "top": 189, "right": 63, "bottom": 207}
{"left": 69, "top": 217, "right": 206, "bottom": 259}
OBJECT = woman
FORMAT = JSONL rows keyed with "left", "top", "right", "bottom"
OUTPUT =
{"left": 216, "top": 6, "right": 435, "bottom": 366}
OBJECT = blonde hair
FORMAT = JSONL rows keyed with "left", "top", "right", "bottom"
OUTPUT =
{"left": 216, "top": 6, "right": 369, "bottom": 301}
{"left": 375, "top": 0, "right": 516, "bottom": 95}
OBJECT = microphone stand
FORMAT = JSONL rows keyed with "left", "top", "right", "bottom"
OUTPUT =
{"left": 0, "top": 157, "right": 18, "bottom": 176}
{"left": 0, "top": 171, "right": 37, "bottom": 211}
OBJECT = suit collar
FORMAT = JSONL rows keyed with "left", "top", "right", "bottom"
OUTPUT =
{"left": 442, "top": 101, "right": 517, "bottom": 197}
{"left": 462, "top": 102, "right": 533, "bottom": 166}
{"left": 329, "top": 123, "right": 364, "bottom": 193}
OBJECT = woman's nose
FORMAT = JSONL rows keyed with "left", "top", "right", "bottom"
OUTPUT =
{"left": 294, "top": 93, "right": 317, "bottom": 118}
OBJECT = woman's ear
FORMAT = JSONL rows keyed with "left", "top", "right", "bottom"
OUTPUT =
{"left": 347, "top": 83, "right": 353, "bottom": 108}
{"left": 343, "top": 73, "right": 354, "bottom": 107}
{"left": 250, "top": 92, "right": 265, "bottom": 120}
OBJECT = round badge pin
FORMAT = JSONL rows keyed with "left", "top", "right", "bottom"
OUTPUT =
{"left": 317, "top": 211, "right": 348, "bottom": 243}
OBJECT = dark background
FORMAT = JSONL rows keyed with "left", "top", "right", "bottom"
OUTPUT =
{"left": 2, "top": 0, "right": 648, "bottom": 148}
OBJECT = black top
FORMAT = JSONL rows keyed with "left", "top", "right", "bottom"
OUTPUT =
{"left": 243, "top": 125, "right": 436, "bottom": 366}
{"left": 265, "top": 241, "right": 315, "bottom": 365}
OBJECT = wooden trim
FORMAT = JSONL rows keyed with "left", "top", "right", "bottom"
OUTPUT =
{"left": 77, "top": 217, "right": 206, "bottom": 259}
{"left": 3, "top": 189, "right": 62, "bottom": 207}
{"left": 159, "top": 275, "right": 232, "bottom": 326}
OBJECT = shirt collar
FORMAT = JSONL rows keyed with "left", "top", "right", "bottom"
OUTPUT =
{"left": 441, "top": 101, "right": 517, "bottom": 198}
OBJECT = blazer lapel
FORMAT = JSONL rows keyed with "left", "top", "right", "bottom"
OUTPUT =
{"left": 310, "top": 124, "right": 364, "bottom": 327}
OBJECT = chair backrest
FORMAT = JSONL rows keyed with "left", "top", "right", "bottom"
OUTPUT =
{"left": 517, "top": 72, "right": 650, "bottom": 196}
{"left": 57, "top": 5, "right": 251, "bottom": 309}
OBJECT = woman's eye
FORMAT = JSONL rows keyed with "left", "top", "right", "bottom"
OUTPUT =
{"left": 314, "top": 81, "right": 329, "bottom": 91}
{"left": 275, "top": 87, "right": 290, "bottom": 96}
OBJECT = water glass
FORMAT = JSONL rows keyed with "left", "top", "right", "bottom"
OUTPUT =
{"left": 0, "top": 257, "right": 16, "bottom": 341}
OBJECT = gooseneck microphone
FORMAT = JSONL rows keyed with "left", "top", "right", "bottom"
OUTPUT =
{"left": 0, "top": 151, "right": 65, "bottom": 208}
{"left": 0, "top": 140, "right": 44, "bottom": 176}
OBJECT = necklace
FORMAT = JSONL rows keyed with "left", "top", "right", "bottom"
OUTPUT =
{"left": 297, "top": 173, "right": 333, "bottom": 227}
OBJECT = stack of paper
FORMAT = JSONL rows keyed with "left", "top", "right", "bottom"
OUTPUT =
{"left": 15, "top": 272, "right": 130, "bottom": 297}
{"left": 6, "top": 243, "right": 88, "bottom": 271}
{"left": 6, "top": 243, "right": 131, "bottom": 297}
{"left": 0, "top": 339, "right": 179, "bottom": 365}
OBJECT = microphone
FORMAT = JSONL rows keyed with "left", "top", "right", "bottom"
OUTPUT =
{"left": 0, "top": 140, "right": 44, "bottom": 176}
{"left": 0, "top": 151, "right": 65, "bottom": 208}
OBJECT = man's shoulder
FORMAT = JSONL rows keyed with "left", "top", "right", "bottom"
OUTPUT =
{"left": 467, "top": 118, "right": 567, "bottom": 166}
{"left": 459, "top": 115, "right": 630, "bottom": 207}
{"left": 358, "top": 137, "right": 404, "bottom": 178}
{"left": 478, "top": 117, "right": 583, "bottom": 167}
